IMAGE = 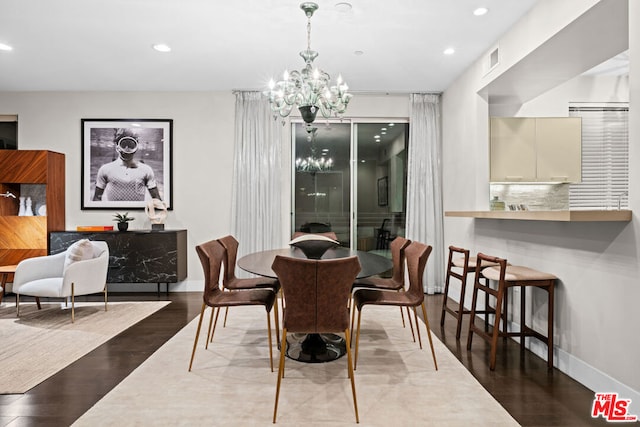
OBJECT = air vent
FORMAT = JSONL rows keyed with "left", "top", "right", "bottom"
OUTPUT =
{"left": 490, "top": 47, "right": 500, "bottom": 68}
{"left": 483, "top": 45, "right": 500, "bottom": 76}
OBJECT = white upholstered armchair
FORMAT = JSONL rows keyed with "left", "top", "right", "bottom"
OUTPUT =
{"left": 13, "top": 240, "right": 109, "bottom": 322}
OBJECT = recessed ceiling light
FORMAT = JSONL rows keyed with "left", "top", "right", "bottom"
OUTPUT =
{"left": 0, "top": 43, "right": 13, "bottom": 51}
{"left": 152, "top": 44, "right": 171, "bottom": 53}
{"left": 473, "top": 7, "right": 489, "bottom": 16}
{"left": 443, "top": 47, "right": 456, "bottom": 55}
{"left": 335, "top": 2, "right": 353, "bottom": 13}
{"left": 388, "top": 123, "right": 395, "bottom": 127}
{"left": 381, "top": 127, "right": 387, "bottom": 131}
{"left": 354, "top": 50, "right": 364, "bottom": 56}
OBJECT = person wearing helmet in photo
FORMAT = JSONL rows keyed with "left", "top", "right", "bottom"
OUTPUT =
{"left": 93, "top": 128, "right": 162, "bottom": 201}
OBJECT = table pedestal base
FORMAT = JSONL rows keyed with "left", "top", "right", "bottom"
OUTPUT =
{"left": 285, "top": 333, "right": 346, "bottom": 363}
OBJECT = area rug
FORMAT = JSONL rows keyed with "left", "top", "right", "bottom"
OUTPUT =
{"left": 73, "top": 305, "right": 519, "bottom": 426}
{"left": 0, "top": 300, "right": 170, "bottom": 394}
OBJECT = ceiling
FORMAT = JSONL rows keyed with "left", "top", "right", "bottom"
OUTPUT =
{"left": 0, "top": 0, "right": 538, "bottom": 92}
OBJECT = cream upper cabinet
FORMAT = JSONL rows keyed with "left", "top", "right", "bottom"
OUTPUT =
{"left": 535, "top": 118, "right": 582, "bottom": 182}
{"left": 490, "top": 117, "right": 582, "bottom": 183}
{"left": 490, "top": 118, "right": 537, "bottom": 182}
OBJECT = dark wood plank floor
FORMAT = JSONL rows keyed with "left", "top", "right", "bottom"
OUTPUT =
{"left": 0, "top": 292, "right": 607, "bottom": 426}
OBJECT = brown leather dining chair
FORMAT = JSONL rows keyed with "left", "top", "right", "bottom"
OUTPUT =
{"left": 350, "top": 236, "right": 413, "bottom": 340}
{"left": 271, "top": 255, "right": 361, "bottom": 424}
{"left": 188, "top": 239, "right": 276, "bottom": 372}
{"left": 352, "top": 240, "right": 438, "bottom": 371}
{"left": 217, "top": 235, "right": 280, "bottom": 344}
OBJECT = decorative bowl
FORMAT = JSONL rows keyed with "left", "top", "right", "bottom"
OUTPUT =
{"left": 289, "top": 234, "right": 339, "bottom": 259}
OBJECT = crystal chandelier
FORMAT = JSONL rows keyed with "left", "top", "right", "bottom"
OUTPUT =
{"left": 295, "top": 126, "right": 333, "bottom": 173}
{"left": 264, "top": 2, "right": 352, "bottom": 124}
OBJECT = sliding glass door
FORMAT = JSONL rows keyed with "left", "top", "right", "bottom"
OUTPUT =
{"left": 292, "top": 120, "right": 408, "bottom": 252}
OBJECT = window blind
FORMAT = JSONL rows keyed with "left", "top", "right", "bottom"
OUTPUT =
{"left": 569, "top": 104, "right": 628, "bottom": 210}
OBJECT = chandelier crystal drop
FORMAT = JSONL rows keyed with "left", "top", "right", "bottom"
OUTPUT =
{"left": 264, "top": 2, "right": 352, "bottom": 124}
{"left": 295, "top": 126, "right": 334, "bottom": 173}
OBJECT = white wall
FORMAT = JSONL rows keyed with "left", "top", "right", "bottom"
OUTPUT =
{"left": 442, "top": 0, "right": 639, "bottom": 410}
{"left": 0, "top": 91, "right": 409, "bottom": 291}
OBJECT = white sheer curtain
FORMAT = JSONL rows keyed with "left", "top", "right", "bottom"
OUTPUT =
{"left": 405, "top": 93, "right": 444, "bottom": 294}
{"left": 231, "top": 91, "right": 283, "bottom": 262}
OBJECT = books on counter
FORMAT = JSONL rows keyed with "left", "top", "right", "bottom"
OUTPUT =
{"left": 76, "top": 225, "right": 114, "bottom": 231}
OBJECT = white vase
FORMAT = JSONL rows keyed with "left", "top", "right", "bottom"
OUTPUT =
{"left": 18, "top": 196, "right": 26, "bottom": 216}
{"left": 25, "top": 197, "right": 34, "bottom": 216}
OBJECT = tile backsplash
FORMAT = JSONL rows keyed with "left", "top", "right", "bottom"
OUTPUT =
{"left": 490, "top": 184, "right": 569, "bottom": 211}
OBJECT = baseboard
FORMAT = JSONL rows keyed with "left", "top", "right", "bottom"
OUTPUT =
{"left": 514, "top": 320, "right": 640, "bottom": 416}
{"left": 446, "top": 288, "right": 640, "bottom": 416}
{"left": 106, "top": 280, "right": 202, "bottom": 293}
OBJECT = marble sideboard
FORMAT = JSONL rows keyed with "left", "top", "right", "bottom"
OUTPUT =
{"left": 49, "top": 230, "right": 187, "bottom": 292}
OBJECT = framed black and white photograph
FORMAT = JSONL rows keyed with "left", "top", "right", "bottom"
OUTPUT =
{"left": 377, "top": 176, "right": 388, "bottom": 207}
{"left": 81, "top": 119, "right": 173, "bottom": 210}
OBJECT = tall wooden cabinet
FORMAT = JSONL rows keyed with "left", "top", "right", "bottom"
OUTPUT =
{"left": 0, "top": 150, "right": 65, "bottom": 265}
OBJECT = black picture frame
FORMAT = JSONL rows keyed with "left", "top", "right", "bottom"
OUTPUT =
{"left": 378, "top": 176, "right": 388, "bottom": 207}
{"left": 81, "top": 119, "right": 173, "bottom": 210}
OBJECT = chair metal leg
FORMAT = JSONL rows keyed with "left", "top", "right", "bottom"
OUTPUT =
{"left": 188, "top": 302, "right": 207, "bottom": 372}
{"left": 273, "top": 328, "right": 288, "bottom": 423}
{"left": 16, "top": 293, "right": 20, "bottom": 317}
{"left": 349, "top": 302, "right": 356, "bottom": 344}
{"left": 222, "top": 306, "right": 229, "bottom": 327}
{"left": 421, "top": 302, "right": 438, "bottom": 370}
{"left": 207, "top": 307, "right": 221, "bottom": 348}
{"left": 273, "top": 295, "right": 281, "bottom": 346}
{"left": 266, "top": 311, "right": 274, "bottom": 372}
{"left": 104, "top": 284, "right": 108, "bottom": 312}
{"left": 354, "top": 309, "right": 363, "bottom": 370}
{"left": 406, "top": 306, "right": 416, "bottom": 342}
{"left": 413, "top": 306, "right": 423, "bottom": 349}
{"left": 344, "top": 328, "right": 359, "bottom": 423}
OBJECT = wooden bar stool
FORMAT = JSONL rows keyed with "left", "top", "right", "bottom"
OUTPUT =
{"left": 467, "top": 253, "right": 556, "bottom": 370}
{"left": 440, "top": 247, "right": 499, "bottom": 339}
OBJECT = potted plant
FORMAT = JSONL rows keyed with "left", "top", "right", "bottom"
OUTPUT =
{"left": 113, "top": 212, "right": 134, "bottom": 231}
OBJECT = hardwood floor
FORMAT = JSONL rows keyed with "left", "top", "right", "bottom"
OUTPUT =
{"left": 0, "top": 292, "right": 608, "bottom": 426}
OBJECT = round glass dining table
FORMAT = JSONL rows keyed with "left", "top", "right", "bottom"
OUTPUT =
{"left": 238, "top": 246, "right": 393, "bottom": 363}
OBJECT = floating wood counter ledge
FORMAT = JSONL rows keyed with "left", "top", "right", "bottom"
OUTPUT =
{"left": 444, "top": 210, "right": 632, "bottom": 222}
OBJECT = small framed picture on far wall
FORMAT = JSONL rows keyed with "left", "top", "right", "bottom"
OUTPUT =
{"left": 378, "top": 176, "right": 388, "bottom": 207}
{"left": 81, "top": 118, "right": 173, "bottom": 210}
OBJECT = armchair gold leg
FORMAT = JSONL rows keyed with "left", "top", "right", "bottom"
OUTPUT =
{"left": 71, "top": 282, "right": 75, "bottom": 323}
{"left": 188, "top": 302, "right": 207, "bottom": 372}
